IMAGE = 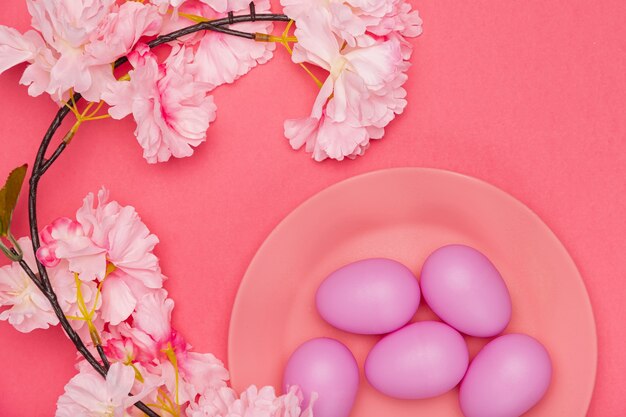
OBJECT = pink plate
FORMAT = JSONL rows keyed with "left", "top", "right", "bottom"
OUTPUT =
{"left": 228, "top": 168, "right": 596, "bottom": 417}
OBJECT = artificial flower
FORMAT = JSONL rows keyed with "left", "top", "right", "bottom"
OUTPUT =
{"left": 186, "top": 386, "right": 237, "bottom": 417}
{"left": 76, "top": 188, "right": 162, "bottom": 286}
{"left": 150, "top": 0, "right": 187, "bottom": 14}
{"left": 275, "top": 385, "right": 316, "bottom": 417}
{"left": 103, "top": 44, "right": 217, "bottom": 163}
{"left": 0, "top": 237, "right": 83, "bottom": 332}
{"left": 1, "top": 187, "right": 313, "bottom": 416}
{"left": 0, "top": 0, "right": 163, "bottom": 102}
{"left": 188, "top": 18, "right": 275, "bottom": 89}
{"left": 281, "top": 0, "right": 421, "bottom": 47}
{"left": 0, "top": 26, "right": 46, "bottom": 74}
{"left": 86, "top": 1, "right": 163, "bottom": 65}
{"left": 157, "top": 350, "right": 229, "bottom": 404}
{"left": 187, "top": 385, "right": 315, "bottom": 417}
{"left": 0, "top": 237, "right": 58, "bottom": 332}
{"left": 37, "top": 188, "right": 163, "bottom": 325}
{"left": 191, "top": 0, "right": 276, "bottom": 88}
{"left": 157, "top": 0, "right": 275, "bottom": 90}
{"left": 105, "top": 289, "right": 229, "bottom": 401}
{"left": 283, "top": 8, "right": 407, "bottom": 161}
{"left": 0, "top": 25, "right": 57, "bottom": 97}
{"left": 77, "top": 188, "right": 164, "bottom": 324}
{"left": 37, "top": 217, "right": 106, "bottom": 279}
{"left": 284, "top": 110, "right": 372, "bottom": 161}
{"left": 55, "top": 362, "right": 150, "bottom": 417}
{"left": 110, "top": 289, "right": 181, "bottom": 363}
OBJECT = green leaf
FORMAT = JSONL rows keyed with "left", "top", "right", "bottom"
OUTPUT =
{"left": 0, "top": 164, "right": 27, "bottom": 237}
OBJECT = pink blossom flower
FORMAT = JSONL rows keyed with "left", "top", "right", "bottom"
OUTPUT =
{"left": 284, "top": 9, "right": 407, "bottom": 160}
{"left": 280, "top": 0, "right": 421, "bottom": 160}
{"left": 187, "top": 385, "right": 315, "bottom": 417}
{"left": 291, "top": 10, "right": 404, "bottom": 115}
{"left": 86, "top": 1, "right": 163, "bottom": 65}
{"left": 55, "top": 362, "right": 150, "bottom": 417}
{"left": 180, "top": 0, "right": 276, "bottom": 88}
{"left": 189, "top": 18, "right": 275, "bottom": 89}
{"left": 0, "top": 241, "right": 57, "bottom": 332}
{"left": 187, "top": 386, "right": 238, "bottom": 417}
{"left": 103, "top": 289, "right": 178, "bottom": 363}
{"left": 132, "top": 289, "right": 175, "bottom": 344}
{"left": 102, "top": 332, "right": 137, "bottom": 364}
{"left": 105, "top": 289, "right": 229, "bottom": 400}
{"left": 236, "top": 386, "right": 284, "bottom": 415}
{"left": 25, "top": 0, "right": 116, "bottom": 100}
{"left": 0, "top": 0, "right": 163, "bottom": 102}
{"left": 281, "top": 0, "right": 421, "bottom": 47}
{"left": 199, "top": 0, "right": 262, "bottom": 14}
{"left": 37, "top": 189, "right": 163, "bottom": 325}
{"left": 155, "top": 351, "right": 229, "bottom": 404}
{"left": 367, "top": 0, "right": 423, "bottom": 39}
{"left": 284, "top": 110, "right": 372, "bottom": 161}
{"left": 150, "top": 0, "right": 187, "bottom": 14}
{"left": 157, "top": 0, "right": 275, "bottom": 91}
{"left": 275, "top": 386, "right": 316, "bottom": 417}
{"left": 37, "top": 217, "right": 106, "bottom": 280}
{"left": 103, "top": 44, "right": 217, "bottom": 163}
{"left": 0, "top": 25, "right": 57, "bottom": 97}
{"left": 77, "top": 188, "right": 164, "bottom": 324}
{"left": 109, "top": 289, "right": 181, "bottom": 363}
{"left": 76, "top": 189, "right": 162, "bottom": 286}
{"left": 0, "top": 237, "right": 79, "bottom": 333}
{"left": 281, "top": 0, "right": 375, "bottom": 47}
{"left": 0, "top": 26, "right": 45, "bottom": 74}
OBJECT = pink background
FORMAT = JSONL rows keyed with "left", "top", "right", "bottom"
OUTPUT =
{"left": 0, "top": 0, "right": 624, "bottom": 415}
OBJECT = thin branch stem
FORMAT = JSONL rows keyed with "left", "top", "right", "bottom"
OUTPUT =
{"left": 96, "top": 344, "right": 111, "bottom": 370}
{"left": 15, "top": 5, "right": 289, "bottom": 417}
{"left": 17, "top": 258, "right": 45, "bottom": 294}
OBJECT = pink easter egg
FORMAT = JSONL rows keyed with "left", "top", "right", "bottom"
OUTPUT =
{"left": 460, "top": 333, "right": 552, "bottom": 417}
{"left": 283, "top": 338, "right": 359, "bottom": 417}
{"left": 365, "top": 321, "right": 469, "bottom": 399}
{"left": 316, "top": 258, "right": 420, "bottom": 334}
{"left": 421, "top": 244, "right": 512, "bottom": 337}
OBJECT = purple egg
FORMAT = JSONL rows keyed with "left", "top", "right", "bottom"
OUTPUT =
{"left": 460, "top": 333, "right": 552, "bottom": 417}
{"left": 316, "top": 258, "right": 420, "bottom": 334}
{"left": 283, "top": 338, "right": 359, "bottom": 417}
{"left": 365, "top": 321, "right": 469, "bottom": 399}
{"left": 421, "top": 244, "right": 512, "bottom": 337}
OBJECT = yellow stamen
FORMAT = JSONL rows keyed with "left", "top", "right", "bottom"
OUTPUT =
{"left": 129, "top": 362, "right": 145, "bottom": 383}
{"left": 282, "top": 19, "right": 295, "bottom": 38}
{"left": 88, "top": 280, "right": 104, "bottom": 317}
{"left": 131, "top": 357, "right": 180, "bottom": 416}
{"left": 105, "top": 262, "right": 117, "bottom": 277}
{"left": 161, "top": 343, "right": 181, "bottom": 414}
{"left": 69, "top": 273, "right": 104, "bottom": 347}
{"left": 62, "top": 96, "right": 111, "bottom": 143}
{"left": 255, "top": 21, "right": 323, "bottom": 88}
{"left": 86, "top": 100, "right": 106, "bottom": 119}
{"left": 80, "top": 102, "right": 95, "bottom": 118}
{"left": 178, "top": 12, "right": 210, "bottom": 23}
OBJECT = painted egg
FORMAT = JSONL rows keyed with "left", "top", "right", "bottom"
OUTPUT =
{"left": 283, "top": 338, "right": 359, "bottom": 417}
{"left": 420, "top": 244, "right": 512, "bottom": 337}
{"left": 365, "top": 321, "right": 469, "bottom": 399}
{"left": 316, "top": 258, "right": 420, "bottom": 334}
{"left": 460, "top": 333, "right": 552, "bottom": 417}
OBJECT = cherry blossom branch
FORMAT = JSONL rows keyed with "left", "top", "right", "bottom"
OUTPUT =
{"left": 18, "top": 5, "right": 289, "bottom": 417}
{"left": 41, "top": 11, "right": 291, "bottom": 175}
